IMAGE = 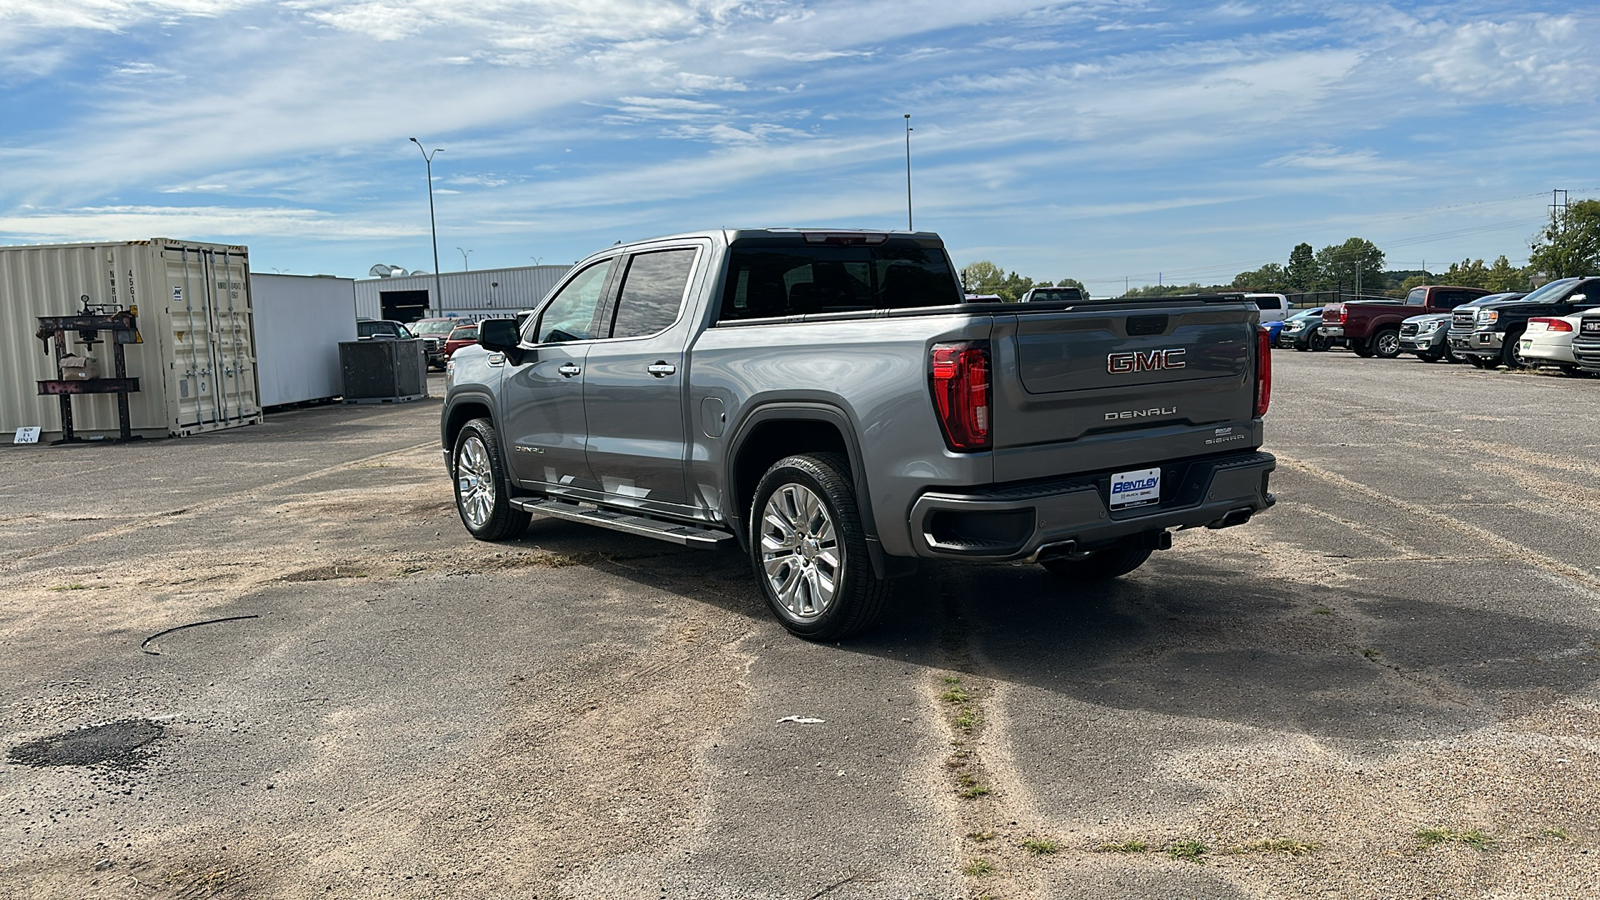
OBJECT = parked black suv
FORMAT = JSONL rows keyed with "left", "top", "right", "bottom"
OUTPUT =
{"left": 1448, "top": 277, "right": 1600, "bottom": 368}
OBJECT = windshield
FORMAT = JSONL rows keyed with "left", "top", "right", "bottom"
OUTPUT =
{"left": 410, "top": 320, "right": 459, "bottom": 336}
{"left": 1513, "top": 277, "right": 1581, "bottom": 304}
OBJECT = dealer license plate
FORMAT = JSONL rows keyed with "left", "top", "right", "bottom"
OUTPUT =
{"left": 1109, "top": 467, "right": 1161, "bottom": 510}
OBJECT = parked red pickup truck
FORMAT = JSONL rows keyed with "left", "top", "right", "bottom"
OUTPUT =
{"left": 1320, "top": 285, "right": 1491, "bottom": 358}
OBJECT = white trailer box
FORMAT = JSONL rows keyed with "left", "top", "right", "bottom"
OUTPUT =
{"left": 251, "top": 273, "right": 357, "bottom": 407}
{"left": 1, "top": 238, "right": 262, "bottom": 441}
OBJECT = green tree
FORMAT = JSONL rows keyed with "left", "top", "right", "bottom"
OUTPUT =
{"left": 1286, "top": 242, "right": 1317, "bottom": 291}
{"left": 1054, "top": 277, "right": 1087, "bottom": 292}
{"left": 1529, "top": 199, "right": 1600, "bottom": 278}
{"left": 1231, "top": 264, "right": 1288, "bottom": 292}
{"left": 1315, "top": 238, "right": 1386, "bottom": 297}
{"left": 1442, "top": 258, "right": 1489, "bottom": 289}
{"left": 1483, "top": 255, "right": 1526, "bottom": 293}
{"left": 960, "top": 261, "right": 1005, "bottom": 296}
{"left": 1000, "top": 270, "right": 1035, "bottom": 303}
{"left": 1398, "top": 274, "right": 1429, "bottom": 294}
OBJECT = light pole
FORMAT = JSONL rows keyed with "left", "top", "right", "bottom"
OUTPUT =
{"left": 409, "top": 137, "right": 445, "bottom": 315}
{"left": 457, "top": 247, "right": 472, "bottom": 271}
{"left": 903, "top": 114, "right": 914, "bottom": 231}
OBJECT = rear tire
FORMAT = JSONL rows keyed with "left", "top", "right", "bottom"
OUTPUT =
{"left": 1309, "top": 331, "right": 1331, "bottom": 352}
{"left": 1041, "top": 545, "right": 1153, "bottom": 581}
{"left": 452, "top": 418, "right": 530, "bottom": 541}
{"left": 750, "top": 453, "right": 890, "bottom": 641}
{"left": 1372, "top": 327, "right": 1402, "bottom": 359}
{"left": 1351, "top": 339, "right": 1374, "bottom": 358}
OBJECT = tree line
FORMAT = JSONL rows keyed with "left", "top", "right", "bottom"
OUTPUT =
{"left": 961, "top": 198, "right": 1600, "bottom": 300}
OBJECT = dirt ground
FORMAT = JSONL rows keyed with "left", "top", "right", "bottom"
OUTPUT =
{"left": 2, "top": 356, "right": 1599, "bottom": 899}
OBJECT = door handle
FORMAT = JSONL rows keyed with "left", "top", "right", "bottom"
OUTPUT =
{"left": 558, "top": 363, "right": 581, "bottom": 378}
{"left": 647, "top": 362, "right": 677, "bottom": 377}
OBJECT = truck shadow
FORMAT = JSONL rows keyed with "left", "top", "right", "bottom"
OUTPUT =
{"left": 860, "top": 555, "right": 1599, "bottom": 743}
{"left": 514, "top": 519, "right": 1598, "bottom": 744}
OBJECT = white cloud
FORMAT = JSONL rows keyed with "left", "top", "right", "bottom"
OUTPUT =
{"left": 1415, "top": 15, "right": 1599, "bottom": 103}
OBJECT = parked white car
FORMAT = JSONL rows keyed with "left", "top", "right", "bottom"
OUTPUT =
{"left": 1245, "top": 292, "right": 1290, "bottom": 325}
{"left": 1518, "top": 313, "right": 1586, "bottom": 373}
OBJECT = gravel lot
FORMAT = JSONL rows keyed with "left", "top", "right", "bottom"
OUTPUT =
{"left": 2, "top": 353, "right": 1597, "bottom": 899}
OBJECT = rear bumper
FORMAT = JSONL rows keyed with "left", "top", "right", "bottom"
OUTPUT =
{"left": 905, "top": 450, "right": 1276, "bottom": 561}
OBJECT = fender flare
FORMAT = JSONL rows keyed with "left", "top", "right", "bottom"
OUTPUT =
{"left": 723, "top": 401, "right": 910, "bottom": 580}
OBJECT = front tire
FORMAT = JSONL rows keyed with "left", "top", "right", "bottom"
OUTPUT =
{"left": 1309, "top": 330, "right": 1331, "bottom": 352}
{"left": 453, "top": 418, "right": 530, "bottom": 541}
{"left": 1041, "top": 545, "right": 1153, "bottom": 581}
{"left": 750, "top": 453, "right": 890, "bottom": 641}
{"left": 1500, "top": 332, "right": 1527, "bottom": 369}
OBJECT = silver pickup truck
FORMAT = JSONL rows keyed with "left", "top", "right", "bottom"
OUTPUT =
{"left": 441, "top": 229, "right": 1276, "bottom": 640}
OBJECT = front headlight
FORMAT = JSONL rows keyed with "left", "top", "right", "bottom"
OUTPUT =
{"left": 1416, "top": 322, "right": 1439, "bottom": 334}
{"left": 1477, "top": 309, "right": 1499, "bottom": 324}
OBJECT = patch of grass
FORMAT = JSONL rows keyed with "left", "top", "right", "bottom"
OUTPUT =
{"left": 1416, "top": 827, "right": 1495, "bottom": 851}
{"left": 1021, "top": 837, "right": 1062, "bottom": 856}
{"left": 1540, "top": 828, "right": 1570, "bottom": 841}
{"left": 942, "top": 675, "right": 962, "bottom": 685}
{"left": 957, "top": 773, "right": 992, "bottom": 799}
{"left": 1361, "top": 647, "right": 1381, "bottom": 660}
{"left": 1313, "top": 606, "right": 1333, "bottom": 615}
{"left": 941, "top": 687, "right": 970, "bottom": 703}
{"left": 953, "top": 709, "right": 979, "bottom": 731}
{"left": 1095, "top": 840, "right": 1148, "bottom": 854}
{"left": 1167, "top": 839, "right": 1210, "bottom": 863}
{"left": 49, "top": 583, "right": 88, "bottom": 591}
{"left": 962, "top": 857, "right": 996, "bottom": 877}
{"left": 1231, "top": 838, "right": 1321, "bottom": 856}
{"left": 967, "top": 830, "right": 996, "bottom": 843}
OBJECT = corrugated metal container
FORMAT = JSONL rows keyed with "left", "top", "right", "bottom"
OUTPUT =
{"left": 353, "top": 264, "right": 570, "bottom": 322}
{"left": 252, "top": 273, "right": 357, "bottom": 407}
{"left": 1, "top": 238, "right": 262, "bottom": 441}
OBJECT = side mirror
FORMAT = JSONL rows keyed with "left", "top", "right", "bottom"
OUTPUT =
{"left": 478, "top": 318, "right": 524, "bottom": 364}
{"left": 1568, "top": 293, "right": 1587, "bottom": 303}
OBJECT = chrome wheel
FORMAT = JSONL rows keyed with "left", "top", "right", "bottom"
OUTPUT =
{"left": 456, "top": 433, "right": 495, "bottom": 529}
{"left": 759, "top": 483, "right": 842, "bottom": 621}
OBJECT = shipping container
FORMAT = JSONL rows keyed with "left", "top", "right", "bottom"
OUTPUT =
{"left": 251, "top": 273, "right": 357, "bottom": 407}
{"left": 1, "top": 238, "right": 262, "bottom": 442}
{"left": 353, "top": 264, "right": 570, "bottom": 322}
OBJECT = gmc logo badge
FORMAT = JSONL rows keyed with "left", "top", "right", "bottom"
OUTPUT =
{"left": 1108, "top": 348, "right": 1186, "bottom": 374}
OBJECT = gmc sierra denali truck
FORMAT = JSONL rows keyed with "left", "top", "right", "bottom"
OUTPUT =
{"left": 441, "top": 229, "right": 1276, "bottom": 640}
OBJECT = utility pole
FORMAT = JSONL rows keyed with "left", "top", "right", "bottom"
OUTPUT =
{"left": 904, "top": 114, "right": 914, "bottom": 231}
{"left": 1551, "top": 189, "right": 1569, "bottom": 229}
{"left": 457, "top": 247, "right": 472, "bottom": 271}
{"left": 409, "top": 138, "right": 445, "bottom": 316}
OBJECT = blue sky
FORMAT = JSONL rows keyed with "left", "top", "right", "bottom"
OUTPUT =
{"left": 2, "top": 1, "right": 1597, "bottom": 295}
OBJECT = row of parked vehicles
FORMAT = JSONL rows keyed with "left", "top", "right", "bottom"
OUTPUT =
{"left": 358, "top": 317, "right": 484, "bottom": 370}
{"left": 1259, "top": 278, "right": 1600, "bottom": 374}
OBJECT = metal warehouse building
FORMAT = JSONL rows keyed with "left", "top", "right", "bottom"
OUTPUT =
{"left": 354, "top": 265, "right": 572, "bottom": 323}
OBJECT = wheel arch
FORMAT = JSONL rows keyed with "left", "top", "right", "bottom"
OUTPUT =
{"left": 724, "top": 402, "right": 902, "bottom": 578}
{"left": 442, "top": 391, "right": 497, "bottom": 460}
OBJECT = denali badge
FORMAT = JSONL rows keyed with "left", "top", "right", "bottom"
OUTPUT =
{"left": 1105, "top": 406, "right": 1176, "bottom": 421}
{"left": 1108, "top": 348, "right": 1186, "bottom": 373}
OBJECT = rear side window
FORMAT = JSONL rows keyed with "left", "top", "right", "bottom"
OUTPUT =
{"left": 608, "top": 248, "right": 697, "bottom": 339}
{"left": 1406, "top": 288, "right": 1427, "bottom": 306}
{"left": 719, "top": 239, "right": 962, "bottom": 321}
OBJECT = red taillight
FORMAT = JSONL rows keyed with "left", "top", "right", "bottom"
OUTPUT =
{"left": 1255, "top": 326, "right": 1272, "bottom": 417}
{"left": 1530, "top": 317, "right": 1572, "bottom": 332}
{"left": 1337, "top": 306, "right": 1348, "bottom": 324}
{"left": 930, "top": 342, "right": 991, "bottom": 451}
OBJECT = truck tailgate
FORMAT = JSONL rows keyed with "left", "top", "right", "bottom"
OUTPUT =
{"left": 990, "top": 302, "right": 1259, "bottom": 482}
